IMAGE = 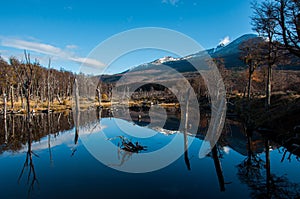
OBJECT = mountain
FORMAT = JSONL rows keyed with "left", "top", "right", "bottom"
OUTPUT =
{"left": 132, "top": 34, "right": 260, "bottom": 73}
{"left": 212, "top": 34, "right": 258, "bottom": 56}
{"left": 100, "top": 34, "right": 300, "bottom": 82}
{"left": 210, "top": 34, "right": 259, "bottom": 68}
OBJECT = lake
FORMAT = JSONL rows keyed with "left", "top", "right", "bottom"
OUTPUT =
{"left": 0, "top": 108, "right": 299, "bottom": 199}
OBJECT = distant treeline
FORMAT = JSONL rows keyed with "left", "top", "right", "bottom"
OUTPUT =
{"left": 0, "top": 55, "right": 75, "bottom": 109}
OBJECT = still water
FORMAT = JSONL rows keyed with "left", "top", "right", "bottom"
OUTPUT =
{"left": 0, "top": 109, "right": 299, "bottom": 199}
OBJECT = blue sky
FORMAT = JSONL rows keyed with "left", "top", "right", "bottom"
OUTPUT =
{"left": 0, "top": 0, "right": 255, "bottom": 73}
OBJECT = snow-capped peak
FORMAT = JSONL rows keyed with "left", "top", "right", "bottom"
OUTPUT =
{"left": 152, "top": 56, "right": 179, "bottom": 65}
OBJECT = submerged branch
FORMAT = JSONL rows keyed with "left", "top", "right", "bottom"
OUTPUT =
{"left": 108, "top": 136, "right": 147, "bottom": 153}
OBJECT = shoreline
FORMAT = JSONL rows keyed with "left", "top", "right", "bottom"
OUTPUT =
{"left": 0, "top": 93, "right": 299, "bottom": 134}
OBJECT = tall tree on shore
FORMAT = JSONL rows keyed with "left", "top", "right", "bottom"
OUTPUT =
{"left": 252, "top": 0, "right": 279, "bottom": 109}
{"left": 240, "top": 37, "right": 266, "bottom": 100}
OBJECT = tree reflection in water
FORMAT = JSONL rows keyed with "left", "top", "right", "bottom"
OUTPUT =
{"left": 109, "top": 147, "right": 133, "bottom": 167}
{"left": 0, "top": 111, "right": 75, "bottom": 197}
{"left": 0, "top": 112, "right": 74, "bottom": 153}
{"left": 47, "top": 114, "right": 53, "bottom": 165}
{"left": 183, "top": 129, "right": 191, "bottom": 171}
{"left": 238, "top": 134, "right": 300, "bottom": 198}
{"left": 211, "top": 145, "right": 226, "bottom": 192}
{"left": 18, "top": 115, "right": 39, "bottom": 197}
{"left": 0, "top": 108, "right": 299, "bottom": 198}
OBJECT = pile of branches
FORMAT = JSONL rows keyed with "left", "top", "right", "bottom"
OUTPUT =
{"left": 109, "top": 136, "right": 147, "bottom": 153}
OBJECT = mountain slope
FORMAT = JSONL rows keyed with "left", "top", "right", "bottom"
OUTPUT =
{"left": 210, "top": 34, "right": 259, "bottom": 68}
{"left": 101, "top": 33, "right": 300, "bottom": 82}
{"left": 133, "top": 34, "right": 260, "bottom": 73}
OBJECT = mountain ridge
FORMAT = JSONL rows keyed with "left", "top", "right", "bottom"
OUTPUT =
{"left": 129, "top": 33, "right": 260, "bottom": 73}
{"left": 100, "top": 33, "right": 300, "bottom": 82}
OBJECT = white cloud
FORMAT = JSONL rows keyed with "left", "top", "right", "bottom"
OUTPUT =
{"left": 0, "top": 37, "right": 106, "bottom": 68}
{"left": 69, "top": 57, "right": 105, "bottom": 68}
{"left": 219, "top": 36, "right": 230, "bottom": 46}
{"left": 162, "top": 0, "right": 180, "bottom": 6}
{"left": 2, "top": 38, "right": 62, "bottom": 55}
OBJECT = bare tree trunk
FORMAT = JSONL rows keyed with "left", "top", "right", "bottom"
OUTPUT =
{"left": 74, "top": 78, "right": 80, "bottom": 145}
{"left": 74, "top": 78, "right": 80, "bottom": 113}
{"left": 40, "top": 85, "right": 43, "bottom": 103}
{"left": 47, "top": 59, "right": 51, "bottom": 113}
{"left": 24, "top": 51, "right": 33, "bottom": 120}
{"left": 10, "top": 85, "right": 14, "bottom": 109}
{"left": 243, "top": 87, "right": 247, "bottom": 98}
{"left": 20, "top": 85, "right": 25, "bottom": 109}
{"left": 183, "top": 88, "right": 191, "bottom": 170}
{"left": 15, "top": 84, "right": 19, "bottom": 103}
{"left": 96, "top": 86, "right": 101, "bottom": 107}
{"left": 56, "top": 93, "right": 62, "bottom": 104}
{"left": 3, "top": 93, "right": 7, "bottom": 117}
{"left": 67, "top": 83, "right": 71, "bottom": 100}
{"left": 41, "top": 79, "right": 45, "bottom": 103}
{"left": 266, "top": 64, "right": 272, "bottom": 109}
{"left": 35, "top": 89, "right": 39, "bottom": 108}
{"left": 247, "top": 68, "right": 253, "bottom": 101}
{"left": 3, "top": 93, "right": 8, "bottom": 144}
{"left": 26, "top": 89, "right": 31, "bottom": 120}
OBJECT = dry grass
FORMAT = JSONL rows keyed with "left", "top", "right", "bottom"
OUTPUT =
{"left": 0, "top": 99, "right": 72, "bottom": 112}
{"left": 0, "top": 98, "right": 116, "bottom": 113}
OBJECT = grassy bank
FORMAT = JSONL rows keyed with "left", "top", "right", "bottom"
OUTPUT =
{"left": 1, "top": 93, "right": 299, "bottom": 136}
{"left": 230, "top": 92, "right": 300, "bottom": 133}
{"left": 0, "top": 98, "right": 181, "bottom": 114}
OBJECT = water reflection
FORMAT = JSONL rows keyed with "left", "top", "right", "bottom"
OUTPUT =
{"left": 238, "top": 132, "right": 300, "bottom": 198}
{"left": 211, "top": 145, "right": 226, "bottom": 192}
{"left": 18, "top": 122, "right": 39, "bottom": 197}
{"left": 0, "top": 112, "right": 74, "bottom": 153}
{"left": 183, "top": 129, "right": 191, "bottom": 171}
{"left": 0, "top": 108, "right": 299, "bottom": 198}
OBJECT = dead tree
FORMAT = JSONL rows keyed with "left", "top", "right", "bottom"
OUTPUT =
{"left": 183, "top": 88, "right": 191, "bottom": 170}
{"left": 47, "top": 59, "right": 51, "bottom": 113}
{"left": 96, "top": 82, "right": 102, "bottom": 107}
{"left": 3, "top": 93, "right": 8, "bottom": 144}
{"left": 12, "top": 51, "right": 34, "bottom": 117}
{"left": 74, "top": 78, "right": 80, "bottom": 145}
{"left": 10, "top": 85, "right": 14, "bottom": 109}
